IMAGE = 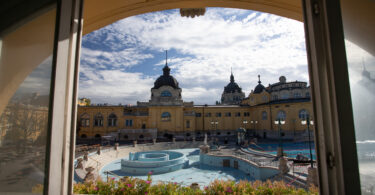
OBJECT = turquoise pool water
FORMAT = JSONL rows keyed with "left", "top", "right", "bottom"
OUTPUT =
{"left": 100, "top": 148, "right": 255, "bottom": 187}
{"left": 121, "top": 150, "right": 188, "bottom": 175}
{"left": 248, "top": 142, "right": 316, "bottom": 160}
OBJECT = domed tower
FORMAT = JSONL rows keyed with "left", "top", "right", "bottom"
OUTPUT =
{"left": 246, "top": 75, "right": 269, "bottom": 106}
{"left": 221, "top": 70, "right": 245, "bottom": 105}
{"left": 253, "top": 75, "right": 266, "bottom": 94}
{"left": 149, "top": 51, "right": 183, "bottom": 106}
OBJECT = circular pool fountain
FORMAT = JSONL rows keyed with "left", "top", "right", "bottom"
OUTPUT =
{"left": 121, "top": 150, "right": 189, "bottom": 175}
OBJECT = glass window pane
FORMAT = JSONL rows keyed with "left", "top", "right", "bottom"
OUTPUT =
{"left": 340, "top": 0, "right": 375, "bottom": 193}
{"left": 0, "top": 8, "right": 56, "bottom": 194}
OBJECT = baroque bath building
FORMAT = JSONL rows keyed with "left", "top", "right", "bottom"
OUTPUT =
{"left": 77, "top": 63, "right": 313, "bottom": 141}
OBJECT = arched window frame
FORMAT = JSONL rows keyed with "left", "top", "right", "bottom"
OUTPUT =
{"left": 294, "top": 92, "right": 302, "bottom": 98}
{"left": 262, "top": 111, "right": 268, "bottom": 120}
{"left": 161, "top": 112, "right": 171, "bottom": 121}
{"left": 161, "top": 90, "right": 172, "bottom": 97}
{"left": 276, "top": 110, "right": 286, "bottom": 121}
{"left": 280, "top": 93, "right": 289, "bottom": 99}
{"left": 125, "top": 119, "right": 133, "bottom": 127}
{"left": 262, "top": 95, "right": 268, "bottom": 102}
{"left": 298, "top": 109, "right": 309, "bottom": 120}
{"left": 108, "top": 113, "right": 117, "bottom": 127}
{"left": 80, "top": 113, "right": 90, "bottom": 127}
{"left": 94, "top": 113, "right": 104, "bottom": 127}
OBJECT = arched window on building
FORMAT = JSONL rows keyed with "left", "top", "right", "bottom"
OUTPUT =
{"left": 281, "top": 93, "right": 289, "bottom": 99}
{"left": 298, "top": 109, "right": 309, "bottom": 120}
{"left": 186, "top": 120, "right": 190, "bottom": 128}
{"left": 125, "top": 119, "right": 133, "bottom": 127}
{"left": 80, "top": 113, "right": 90, "bottom": 127}
{"left": 161, "top": 112, "right": 171, "bottom": 121}
{"left": 306, "top": 92, "right": 310, "bottom": 97}
{"left": 161, "top": 90, "right": 172, "bottom": 97}
{"left": 272, "top": 95, "right": 278, "bottom": 100}
{"left": 94, "top": 113, "right": 104, "bottom": 126}
{"left": 276, "top": 110, "right": 286, "bottom": 121}
{"left": 294, "top": 92, "right": 302, "bottom": 98}
{"left": 262, "top": 111, "right": 268, "bottom": 120}
{"left": 262, "top": 95, "right": 268, "bottom": 102}
{"left": 108, "top": 113, "right": 117, "bottom": 127}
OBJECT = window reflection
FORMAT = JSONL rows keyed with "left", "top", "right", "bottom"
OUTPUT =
{"left": 344, "top": 40, "right": 375, "bottom": 193}
{"left": 0, "top": 9, "right": 56, "bottom": 193}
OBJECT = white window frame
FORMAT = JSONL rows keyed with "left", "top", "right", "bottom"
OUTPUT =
{"left": 1, "top": 0, "right": 363, "bottom": 194}
{"left": 303, "top": 0, "right": 360, "bottom": 193}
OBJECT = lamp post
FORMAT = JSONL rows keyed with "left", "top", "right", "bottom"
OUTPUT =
{"left": 250, "top": 120, "right": 258, "bottom": 130}
{"left": 250, "top": 120, "right": 257, "bottom": 138}
{"left": 301, "top": 116, "right": 314, "bottom": 168}
{"left": 211, "top": 120, "right": 218, "bottom": 130}
{"left": 211, "top": 120, "right": 218, "bottom": 138}
{"left": 243, "top": 120, "right": 248, "bottom": 129}
{"left": 243, "top": 120, "right": 248, "bottom": 138}
{"left": 274, "top": 118, "right": 285, "bottom": 157}
{"left": 211, "top": 120, "right": 219, "bottom": 145}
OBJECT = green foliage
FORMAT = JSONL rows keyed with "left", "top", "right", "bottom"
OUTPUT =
{"left": 74, "top": 175, "right": 319, "bottom": 195}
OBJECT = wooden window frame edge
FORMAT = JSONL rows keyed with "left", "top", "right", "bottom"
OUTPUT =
{"left": 47, "top": 0, "right": 83, "bottom": 194}
{"left": 302, "top": 0, "right": 361, "bottom": 194}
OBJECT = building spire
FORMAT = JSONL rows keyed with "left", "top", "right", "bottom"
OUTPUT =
{"left": 163, "top": 50, "right": 170, "bottom": 76}
{"left": 230, "top": 67, "right": 234, "bottom": 83}
{"left": 165, "top": 50, "right": 168, "bottom": 66}
{"left": 258, "top": 74, "right": 261, "bottom": 84}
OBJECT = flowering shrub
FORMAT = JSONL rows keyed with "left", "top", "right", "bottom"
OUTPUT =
{"left": 74, "top": 173, "right": 319, "bottom": 194}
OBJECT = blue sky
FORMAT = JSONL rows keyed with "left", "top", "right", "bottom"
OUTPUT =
{"left": 78, "top": 8, "right": 310, "bottom": 105}
{"left": 10, "top": 8, "right": 374, "bottom": 107}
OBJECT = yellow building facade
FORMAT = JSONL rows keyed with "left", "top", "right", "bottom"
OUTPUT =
{"left": 77, "top": 65, "right": 313, "bottom": 141}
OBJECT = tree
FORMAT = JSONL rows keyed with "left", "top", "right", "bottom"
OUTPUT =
{"left": 3, "top": 103, "right": 48, "bottom": 151}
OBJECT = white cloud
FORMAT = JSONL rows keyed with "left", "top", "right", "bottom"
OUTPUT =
{"left": 17, "top": 56, "right": 53, "bottom": 95}
{"left": 79, "top": 65, "right": 154, "bottom": 104}
{"left": 80, "top": 47, "right": 153, "bottom": 69}
{"left": 115, "top": 9, "right": 307, "bottom": 80}
{"left": 79, "top": 8, "right": 310, "bottom": 104}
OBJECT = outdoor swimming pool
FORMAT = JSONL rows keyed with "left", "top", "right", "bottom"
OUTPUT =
{"left": 121, "top": 150, "right": 189, "bottom": 175}
{"left": 248, "top": 142, "right": 316, "bottom": 160}
{"left": 100, "top": 148, "right": 255, "bottom": 187}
